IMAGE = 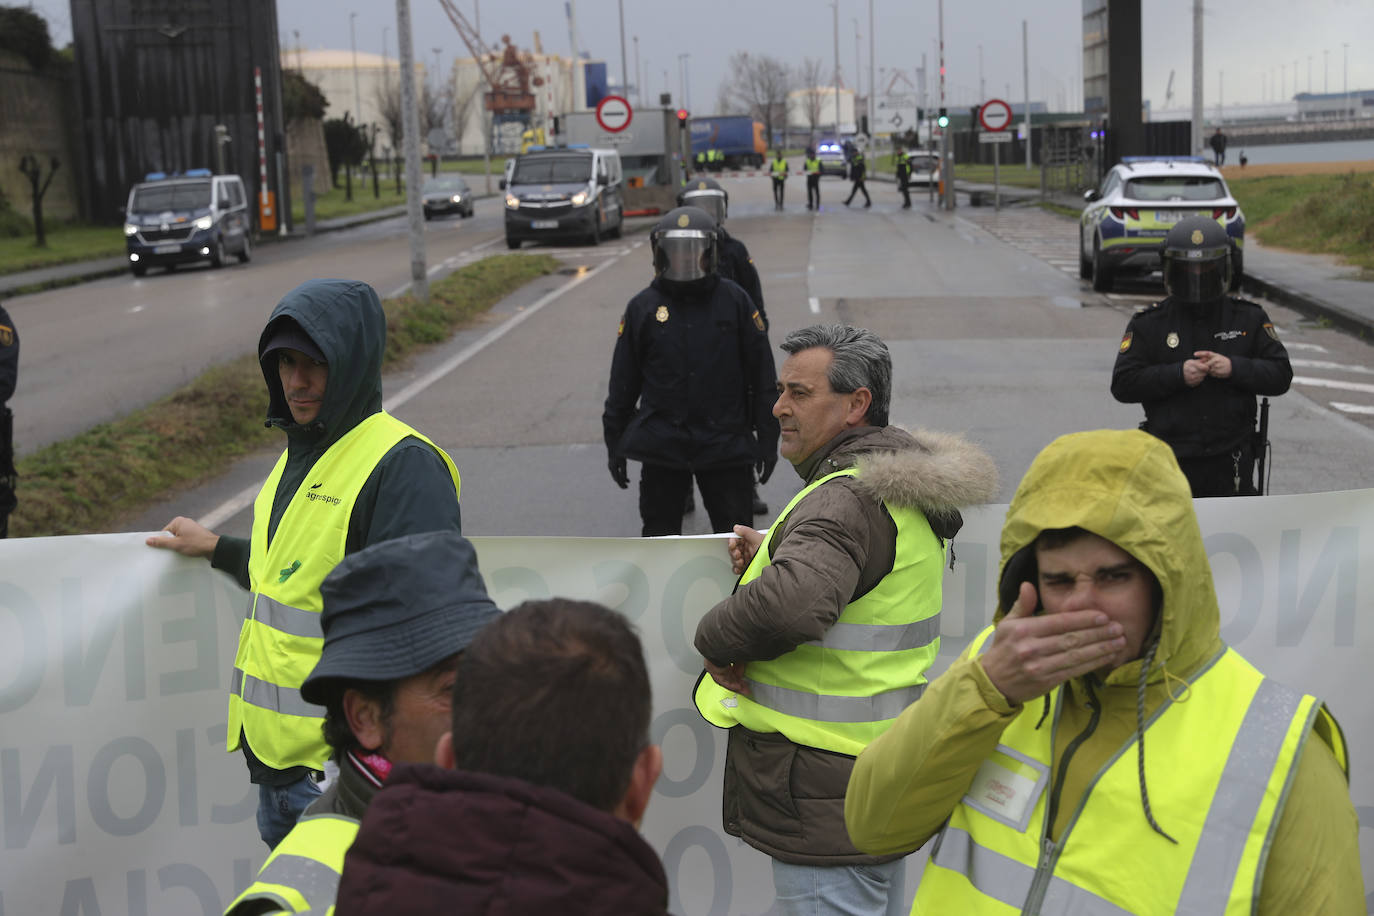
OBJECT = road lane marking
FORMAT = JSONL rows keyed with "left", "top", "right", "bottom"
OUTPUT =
{"left": 1330, "top": 402, "right": 1374, "bottom": 416}
{"left": 1284, "top": 341, "right": 1329, "bottom": 353}
{"left": 197, "top": 245, "right": 633, "bottom": 530}
{"left": 809, "top": 297, "right": 820, "bottom": 314}
{"left": 1290, "top": 358, "right": 1374, "bottom": 375}
{"left": 1293, "top": 376, "right": 1374, "bottom": 395}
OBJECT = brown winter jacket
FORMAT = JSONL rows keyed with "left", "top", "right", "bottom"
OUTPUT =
{"left": 694, "top": 425, "right": 998, "bottom": 865}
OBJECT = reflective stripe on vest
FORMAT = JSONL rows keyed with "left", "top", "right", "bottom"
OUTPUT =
{"left": 695, "top": 467, "right": 943, "bottom": 757}
{"left": 227, "top": 813, "right": 359, "bottom": 915}
{"left": 913, "top": 647, "right": 1330, "bottom": 915}
{"left": 227, "top": 411, "right": 461, "bottom": 770}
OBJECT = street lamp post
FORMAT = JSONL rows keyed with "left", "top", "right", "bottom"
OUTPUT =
{"left": 852, "top": 17, "right": 861, "bottom": 131}
{"left": 350, "top": 12, "right": 361, "bottom": 125}
{"left": 634, "top": 35, "right": 641, "bottom": 106}
{"left": 832, "top": 2, "right": 840, "bottom": 137}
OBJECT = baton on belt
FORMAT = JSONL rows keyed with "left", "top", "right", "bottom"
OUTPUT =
{"left": 1252, "top": 397, "right": 1271, "bottom": 495}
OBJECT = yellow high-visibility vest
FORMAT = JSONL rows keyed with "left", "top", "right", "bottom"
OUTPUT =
{"left": 227, "top": 411, "right": 460, "bottom": 770}
{"left": 805, "top": 157, "right": 821, "bottom": 175}
{"left": 771, "top": 157, "right": 789, "bottom": 177}
{"left": 225, "top": 813, "right": 359, "bottom": 915}
{"left": 695, "top": 468, "right": 944, "bottom": 757}
{"left": 913, "top": 632, "right": 1347, "bottom": 915}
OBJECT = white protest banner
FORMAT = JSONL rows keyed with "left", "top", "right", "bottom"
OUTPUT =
{"left": 1, "top": 490, "right": 1370, "bottom": 914}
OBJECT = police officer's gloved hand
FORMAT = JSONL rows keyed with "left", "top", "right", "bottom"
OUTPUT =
{"left": 608, "top": 453, "right": 629, "bottom": 489}
{"left": 756, "top": 454, "right": 777, "bottom": 485}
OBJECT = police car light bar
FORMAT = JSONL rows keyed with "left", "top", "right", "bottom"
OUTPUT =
{"left": 1120, "top": 156, "right": 1208, "bottom": 164}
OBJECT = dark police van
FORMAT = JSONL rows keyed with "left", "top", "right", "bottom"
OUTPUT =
{"left": 503, "top": 146, "right": 623, "bottom": 249}
{"left": 123, "top": 170, "right": 252, "bottom": 276}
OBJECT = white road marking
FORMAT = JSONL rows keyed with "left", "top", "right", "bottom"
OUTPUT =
{"left": 388, "top": 237, "right": 504, "bottom": 297}
{"left": 1330, "top": 402, "right": 1374, "bottom": 416}
{"left": 1284, "top": 341, "right": 1330, "bottom": 353}
{"left": 197, "top": 245, "right": 632, "bottom": 530}
{"left": 1292, "top": 376, "right": 1374, "bottom": 395}
{"left": 809, "top": 297, "right": 820, "bottom": 314}
{"left": 1290, "top": 358, "right": 1374, "bottom": 376}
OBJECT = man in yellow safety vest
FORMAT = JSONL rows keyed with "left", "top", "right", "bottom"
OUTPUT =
{"left": 769, "top": 149, "right": 789, "bottom": 210}
{"left": 147, "top": 278, "right": 463, "bottom": 850}
{"left": 225, "top": 530, "right": 500, "bottom": 915}
{"left": 846, "top": 428, "right": 1363, "bottom": 915}
{"left": 804, "top": 147, "right": 822, "bottom": 210}
{"left": 693, "top": 324, "right": 997, "bottom": 915}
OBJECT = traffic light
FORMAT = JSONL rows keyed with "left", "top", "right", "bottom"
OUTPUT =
{"left": 937, "top": 108, "right": 949, "bottom": 128}
{"left": 676, "top": 108, "right": 689, "bottom": 125}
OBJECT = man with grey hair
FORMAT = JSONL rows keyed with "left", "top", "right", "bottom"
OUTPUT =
{"left": 693, "top": 324, "right": 999, "bottom": 915}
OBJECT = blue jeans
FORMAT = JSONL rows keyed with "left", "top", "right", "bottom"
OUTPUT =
{"left": 256, "top": 773, "right": 323, "bottom": 850}
{"left": 771, "top": 859, "right": 907, "bottom": 916}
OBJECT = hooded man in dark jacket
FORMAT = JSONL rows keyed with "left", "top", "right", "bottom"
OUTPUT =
{"left": 693, "top": 324, "right": 998, "bottom": 915}
{"left": 147, "top": 278, "right": 463, "bottom": 849}
{"left": 335, "top": 598, "right": 669, "bottom": 915}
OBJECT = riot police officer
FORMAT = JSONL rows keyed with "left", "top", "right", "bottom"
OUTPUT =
{"left": 603, "top": 207, "right": 779, "bottom": 536}
{"left": 0, "top": 299, "right": 16, "bottom": 537}
{"left": 677, "top": 177, "right": 767, "bottom": 328}
{"left": 678, "top": 176, "right": 771, "bottom": 515}
{"left": 844, "top": 145, "right": 871, "bottom": 207}
{"left": 1111, "top": 216, "right": 1291, "bottom": 496}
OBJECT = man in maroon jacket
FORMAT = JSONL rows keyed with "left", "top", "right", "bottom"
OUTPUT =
{"left": 334, "top": 599, "right": 669, "bottom": 915}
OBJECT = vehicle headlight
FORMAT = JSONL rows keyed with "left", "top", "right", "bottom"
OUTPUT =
{"left": 193, "top": 215, "right": 213, "bottom": 231}
{"left": 451, "top": 194, "right": 462, "bottom": 203}
{"left": 571, "top": 190, "right": 589, "bottom": 207}
{"left": 505, "top": 194, "right": 519, "bottom": 209}
{"left": 124, "top": 223, "right": 138, "bottom": 237}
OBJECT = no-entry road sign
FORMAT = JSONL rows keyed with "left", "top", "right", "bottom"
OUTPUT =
{"left": 596, "top": 95, "right": 633, "bottom": 133}
{"left": 979, "top": 98, "right": 1013, "bottom": 132}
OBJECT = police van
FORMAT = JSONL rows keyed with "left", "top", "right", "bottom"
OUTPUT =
{"left": 123, "top": 170, "right": 252, "bottom": 277}
{"left": 502, "top": 146, "right": 624, "bottom": 248}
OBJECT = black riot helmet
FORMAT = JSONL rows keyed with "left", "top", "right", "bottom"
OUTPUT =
{"left": 1161, "top": 215, "right": 1232, "bottom": 304}
{"left": 676, "top": 176, "right": 728, "bottom": 226}
{"left": 650, "top": 206, "right": 719, "bottom": 282}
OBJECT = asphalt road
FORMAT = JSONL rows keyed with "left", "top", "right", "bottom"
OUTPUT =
{"left": 8, "top": 173, "right": 1369, "bottom": 540}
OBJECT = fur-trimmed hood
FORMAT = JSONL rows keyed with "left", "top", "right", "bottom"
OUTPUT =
{"left": 799, "top": 425, "right": 999, "bottom": 515}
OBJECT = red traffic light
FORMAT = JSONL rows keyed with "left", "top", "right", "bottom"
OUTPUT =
{"left": 676, "top": 108, "right": 689, "bottom": 123}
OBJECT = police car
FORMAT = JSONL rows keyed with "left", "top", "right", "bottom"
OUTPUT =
{"left": 814, "top": 141, "right": 850, "bottom": 178}
{"left": 1079, "top": 156, "right": 1244, "bottom": 293}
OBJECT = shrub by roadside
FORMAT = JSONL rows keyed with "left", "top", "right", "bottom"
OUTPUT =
{"left": 9, "top": 253, "right": 557, "bottom": 537}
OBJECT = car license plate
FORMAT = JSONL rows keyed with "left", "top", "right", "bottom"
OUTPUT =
{"left": 531, "top": 220, "right": 558, "bottom": 229}
{"left": 1154, "top": 210, "right": 1187, "bottom": 224}
{"left": 153, "top": 244, "right": 181, "bottom": 254}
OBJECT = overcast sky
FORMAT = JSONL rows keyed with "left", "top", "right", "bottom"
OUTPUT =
{"left": 24, "top": 0, "right": 1374, "bottom": 113}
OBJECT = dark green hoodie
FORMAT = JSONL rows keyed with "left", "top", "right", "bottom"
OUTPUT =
{"left": 211, "top": 278, "right": 462, "bottom": 782}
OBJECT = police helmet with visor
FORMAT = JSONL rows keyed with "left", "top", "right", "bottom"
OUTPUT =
{"left": 1161, "top": 215, "right": 1232, "bottom": 304}
{"left": 676, "top": 177, "right": 728, "bottom": 226}
{"left": 651, "top": 206, "right": 719, "bottom": 282}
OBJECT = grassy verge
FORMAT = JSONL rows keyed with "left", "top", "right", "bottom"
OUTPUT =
{"left": 1037, "top": 200, "right": 1081, "bottom": 220}
{"left": 1229, "top": 171, "right": 1374, "bottom": 274}
{"left": 291, "top": 179, "right": 409, "bottom": 223}
{"left": 9, "top": 253, "right": 558, "bottom": 537}
{"left": 0, "top": 223, "right": 127, "bottom": 275}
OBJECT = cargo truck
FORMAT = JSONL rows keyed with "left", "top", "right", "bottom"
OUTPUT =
{"left": 689, "top": 116, "right": 766, "bottom": 169}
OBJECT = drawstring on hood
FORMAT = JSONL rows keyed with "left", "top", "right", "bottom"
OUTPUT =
{"left": 1135, "top": 636, "right": 1176, "bottom": 844}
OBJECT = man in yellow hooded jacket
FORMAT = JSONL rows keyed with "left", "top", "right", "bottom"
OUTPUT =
{"left": 845, "top": 428, "right": 1363, "bottom": 915}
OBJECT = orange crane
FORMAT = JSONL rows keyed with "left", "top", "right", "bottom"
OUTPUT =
{"left": 436, "top": 0, "right": 538, "bottom": 115}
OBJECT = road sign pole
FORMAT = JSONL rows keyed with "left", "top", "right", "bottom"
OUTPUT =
{"left": 993, "top": 141, "right": 1000, "bottom": 211}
